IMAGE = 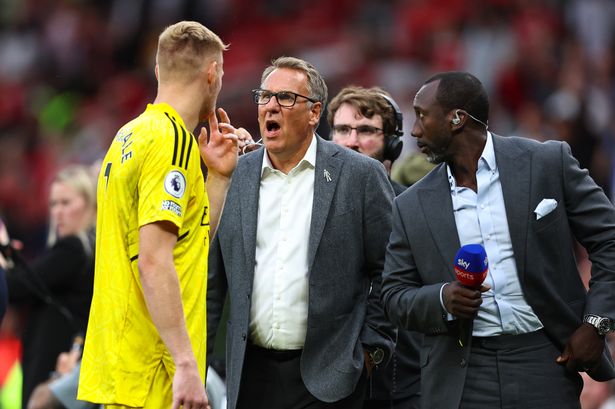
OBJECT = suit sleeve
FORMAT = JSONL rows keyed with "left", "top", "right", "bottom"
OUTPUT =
{"left": 381, "top": 199, "right": 451, "bottom": 335}
{"left": 206, "top": 233, "right": 228, "bottom": 363}
{"left": 560, "top": 142, "right": 615, "bottom": 318}
{"left": 359, "top": 160, "right": 397, "bottom": 361}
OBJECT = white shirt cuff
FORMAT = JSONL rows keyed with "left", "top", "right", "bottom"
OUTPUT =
{"left": 439, "top": 283, "right": 455, "bottom": 321}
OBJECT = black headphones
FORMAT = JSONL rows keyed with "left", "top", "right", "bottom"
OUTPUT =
{"left": 378, "top": 93, "right": 403, "bottom": 161}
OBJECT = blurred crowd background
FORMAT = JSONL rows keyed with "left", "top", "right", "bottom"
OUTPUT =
{"left": 1, "top": 0, "right": 615, "bottom": 406}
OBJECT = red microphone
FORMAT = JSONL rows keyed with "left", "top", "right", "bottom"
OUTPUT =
{"left": 453, "top": 244, "right": 488, "bottom": 347}
{"left": 454, "top": 244, "right": 488, "bottom": 289}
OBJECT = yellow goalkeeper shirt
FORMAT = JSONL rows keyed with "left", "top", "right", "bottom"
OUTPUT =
{"left": 78, "top": 103, "right": 209, "bottom": 406}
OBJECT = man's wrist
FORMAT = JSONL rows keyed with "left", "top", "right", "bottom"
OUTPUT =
{"left": 583, "top": 314, "right": 615, "bottom": 337}
{"left": 206, "top": 171, "right": 232, "bottom": 184}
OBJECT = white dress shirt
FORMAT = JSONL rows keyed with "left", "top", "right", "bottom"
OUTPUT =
{"left": 448, "top": 132, "right": 543, "bottom": 336}
{"left": 249, "top": 135, "right": 317, "bottom": 349}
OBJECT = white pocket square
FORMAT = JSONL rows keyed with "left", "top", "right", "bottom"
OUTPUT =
{"left": 534, "top": 198, "right": 558, "bottom": 220}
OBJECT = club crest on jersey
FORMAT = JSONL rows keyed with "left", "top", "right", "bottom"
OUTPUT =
{"left": 164, "top": 170, "right": 186, "bottom": 199}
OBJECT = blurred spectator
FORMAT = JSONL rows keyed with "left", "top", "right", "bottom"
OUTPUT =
{"left": 26, "top": 336, "right": 98, "bottom": 409}
{"left": 580, "top": 372, "right": 612, "bottom": 409}
{"left": 5, "top": 165, "right": 96, "bottom": 407}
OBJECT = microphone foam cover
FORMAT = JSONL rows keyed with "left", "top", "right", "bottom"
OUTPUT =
{"left": 454, "top": 244, "right": 488, "bottom": 288}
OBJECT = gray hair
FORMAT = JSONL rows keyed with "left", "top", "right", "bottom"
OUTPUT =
{"left": 261, "top": 56, "right": 328, "bottom": 104}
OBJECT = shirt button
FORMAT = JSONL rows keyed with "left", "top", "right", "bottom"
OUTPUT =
{"left": 460, "top": 358, "right": 467, "bottom": 367}
{"left": 274, "top": 323, "right": 280, "bottom": 329}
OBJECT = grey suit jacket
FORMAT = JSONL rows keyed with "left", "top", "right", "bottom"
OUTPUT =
{"left": 382, "top": 134, "right": 615, "bottom": 409}
{"left": 208, "top": 136, "right": 396, "bottom": 409}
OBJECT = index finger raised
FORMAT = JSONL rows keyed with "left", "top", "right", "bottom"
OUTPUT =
{"left": 208, "top": 110, "right": 219, "bottom": 133}
{"left": 217, "top": 107, "right": 231, "bottom": 124}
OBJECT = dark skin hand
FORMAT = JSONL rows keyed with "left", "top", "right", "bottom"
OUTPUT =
{"left": 442, "top": 281, "right": 491, "bottom": 319}
{"left": 556, "top": 323, "right": 604, "bottom": 372}
{"left": 446, "top": 281, "right": 604, "bottom": 373}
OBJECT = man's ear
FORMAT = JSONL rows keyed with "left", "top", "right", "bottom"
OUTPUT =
{"left": 207, "top": 61, "right": 218, "bottom": 84}
{"left": 154, "top": 64, "right": 159, "bottom": 81}
{"left": 308, "top": 102, "right": 322, "bottom": 126}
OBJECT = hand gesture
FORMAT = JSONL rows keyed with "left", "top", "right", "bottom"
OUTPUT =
{"left": 199, "top": 107, "right": 238, "bottom": 179}
{"left": 556, "top": 323, "right": 604, "bottom": 373}
{"left": 171, "top": 361, "right": 211, "bottom": 409}
{"left": 442, "top": 281, "right": 490, "bottom": 320}
{"left": 55, "top": 348, "right": 81, "bottom": 376}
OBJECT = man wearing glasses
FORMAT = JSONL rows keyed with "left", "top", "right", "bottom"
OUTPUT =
{"left": 207, "top": 57, "right": 396, "bottom": 409}
{"left": 328, "top": 86, "right": 406, "bottom": 195}
{"left": 328, "top": 86, "right": 422, "bottom": 409}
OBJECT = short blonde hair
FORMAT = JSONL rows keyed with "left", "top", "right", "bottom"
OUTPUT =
{"left": 47, "top": 164, "right": 97, "bottom": 247}
{"left": 156, "top": 21, "right": 228, "bottom": 83}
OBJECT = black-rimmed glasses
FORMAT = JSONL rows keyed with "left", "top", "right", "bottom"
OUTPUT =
{"left": 252, "top": 88, "right": 318, "bottom": 107}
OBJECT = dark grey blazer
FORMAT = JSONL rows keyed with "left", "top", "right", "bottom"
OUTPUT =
{"left": 382, "top": 134, "right": 615, "bottom": 409}
{"left": 208, "top": 136, "right": 396, "bottom": 409}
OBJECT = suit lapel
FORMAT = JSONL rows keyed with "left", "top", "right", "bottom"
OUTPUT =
{"left": 307, "top": 138, "right": 341, "bottom": 271}
{"left": 418, "top": 166, "right": 460, "bottom": 279}
{"left": 492, "top": 134, "right": 530, "bottom": 282}
{"left": 239, "top": 150, "right": 264, "bottom": 275}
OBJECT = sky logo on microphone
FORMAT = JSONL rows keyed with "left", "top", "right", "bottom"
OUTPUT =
{"left": 454, "top": 244, "right": 488, "bottom": 288}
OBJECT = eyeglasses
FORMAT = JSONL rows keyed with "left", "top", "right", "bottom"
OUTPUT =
{"left": 252, "top": 88, "right": 318, "bottom": 107}
{"left": 331, "top": 125, "right": 384, "bottom": 139}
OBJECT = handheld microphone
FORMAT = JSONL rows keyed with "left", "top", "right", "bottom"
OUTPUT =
{"left": 453, "top": 244, "right": 488, "bottom": 347}
{"left": 454, "top": 244, "right": 488, "bottom": 289}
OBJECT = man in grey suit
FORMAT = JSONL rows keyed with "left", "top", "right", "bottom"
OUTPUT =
{"left": 382, "top": 71, "right": 615, "bottom": 409}
{"left": 207, "top": 56, "right": 396, "bottom": 409}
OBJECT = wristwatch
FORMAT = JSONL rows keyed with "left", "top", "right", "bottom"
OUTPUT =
{"left": 368, "top": 347, "right": 385, "bottom": 366}
{"left": 583, "top": 314, "right": 615, "bottom": 337}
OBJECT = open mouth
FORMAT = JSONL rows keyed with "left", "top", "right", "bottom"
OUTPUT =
{"left": 266, "top": 120, "right": 280, "bottom": 133}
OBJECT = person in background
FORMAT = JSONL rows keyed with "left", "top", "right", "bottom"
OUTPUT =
{"left": 78, "top": 21, "right": 239, "bottom": 409}
{"left": 328, "top": 85, "right": 421, "bottom": 408}
{"left": 390, "top": 152, "right": 435, "bottom": 188}
{"left": 27, "top": 335, "right": 99, "bottom": 409}
{"left": 3, "top": 165, "right": 97, "bottom": 408}
{"left": 382, "top": 71, "right": 615, "bottom": 409}
{"left": 0, "top": 217, "right": 10, "bottom": 323}
{"left": 207, "top": 56, "right": 396, "bottom": 409}
{"left": 328, "top": 86, "right": 406, "bottom": 194}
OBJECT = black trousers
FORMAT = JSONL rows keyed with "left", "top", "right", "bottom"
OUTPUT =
{"left": 237, "top": 343, "right": 367, "bottom": 409}
{"left": 459, "top": 330, "right": 583, "bottom": 409}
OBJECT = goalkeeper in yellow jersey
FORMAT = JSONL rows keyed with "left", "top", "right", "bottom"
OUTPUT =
{"left": 78, "top": 21, "right": 239, "bottom": 409}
